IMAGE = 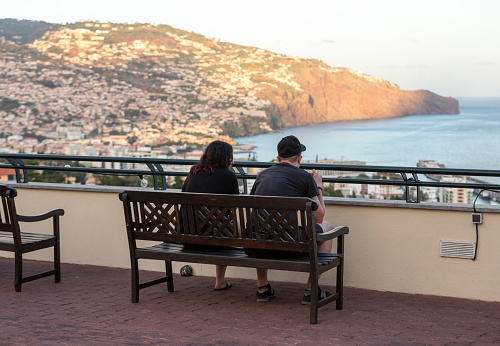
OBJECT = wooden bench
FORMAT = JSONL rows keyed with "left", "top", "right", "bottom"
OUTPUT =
{"left": 119, "top": 190, "right": 349, "bottom": 324}
{"left": 0, "top": 184, "right": 64, "bottom": 292}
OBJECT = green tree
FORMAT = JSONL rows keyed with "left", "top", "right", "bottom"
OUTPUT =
{"left": 169, "top": 176, "right": 184, "bottom": 189}
{"left": 124, "top": 109, "right": 141, "bottom": 118}
{"left": 67, "top": 171, "right": 86, "bottom": 183}
{"left": 322, "top": 185, "right": 344, "bottom": 197}
{"left": 95, "top": 174, "right": 126, "bottom": 186}
{"left": 29, "top": 170, "right": 66, "bottom": 184}
{"left": 0, "top": 98, "right": 20, "bottom": 111}
{"left": 128, "top": 135, "right": 138, "bottom": 144}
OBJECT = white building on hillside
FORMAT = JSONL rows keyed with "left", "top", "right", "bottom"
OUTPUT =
{"left": 439, "top": 176, "right": 473, "bottom": 204}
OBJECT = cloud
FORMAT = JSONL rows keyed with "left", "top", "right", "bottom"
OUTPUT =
{"left": 321, "top": 39, "right": 335, "bottom": 44}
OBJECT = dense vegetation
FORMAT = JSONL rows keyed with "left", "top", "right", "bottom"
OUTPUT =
{"left": 220, "top": 116, "right": 269, "bottom": 137}
{"left": 0, "top": 18, "right": 59, "bottom": 44}
{"left": 0, "top": 98, "right": 20, "bottom": 111}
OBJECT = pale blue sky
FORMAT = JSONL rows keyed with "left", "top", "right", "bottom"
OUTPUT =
{"left": 2, "top": 0, "right": 500, "bottom": 97}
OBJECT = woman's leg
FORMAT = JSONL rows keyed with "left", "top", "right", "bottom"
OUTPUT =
{"left": 215, "top": 265, "right": 229, "bottom": 289}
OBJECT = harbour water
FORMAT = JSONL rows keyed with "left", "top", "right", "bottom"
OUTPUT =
{"left": 236, "top": 97, "right": 500, "bottom": 172}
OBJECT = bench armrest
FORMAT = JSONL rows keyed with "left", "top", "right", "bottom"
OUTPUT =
{"left": 17, "top": 209, "right": 65, "bottom": 223}
{"left": 316, "top": 226, "right": 349, "bottom": 242}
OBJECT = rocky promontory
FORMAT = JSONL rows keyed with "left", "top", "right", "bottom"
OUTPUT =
{"left": 257, "top": 59, "right": 458, "bottom": 128}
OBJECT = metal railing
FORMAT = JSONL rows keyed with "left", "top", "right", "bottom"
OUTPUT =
{"left": 2, "top": 153, "right": 500, "bottom": 202}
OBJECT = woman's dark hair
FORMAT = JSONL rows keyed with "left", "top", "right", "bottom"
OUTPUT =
{"left": 190, "top": 141, "right": 233, "bottom": 174}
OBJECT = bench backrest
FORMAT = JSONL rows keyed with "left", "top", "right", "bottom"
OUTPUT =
{"left": 119, "top": 190, "right": 318, "bottom": 253}
{"left": 0, "top": 185, "right": 21, "bottom": 242}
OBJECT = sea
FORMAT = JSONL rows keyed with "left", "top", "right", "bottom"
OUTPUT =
{"left": 236, "top": 97, "right": 500, "bottom": 172}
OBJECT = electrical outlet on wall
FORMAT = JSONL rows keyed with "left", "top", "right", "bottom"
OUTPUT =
{"left": 472, "top": 213, "right": 482, "bottom": 224}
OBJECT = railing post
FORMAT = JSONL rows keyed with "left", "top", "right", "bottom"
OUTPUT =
{"left": 145, "top": 163, "right": 167, "bottom": 190}
{"left": 233, "top": 166, "right": 248, "bottom": 194}
{"left": 7, "top": 158, "right": 28, "bottom": 183}
{"left": 402, "top": 173, "right": 420, "bottom": 203}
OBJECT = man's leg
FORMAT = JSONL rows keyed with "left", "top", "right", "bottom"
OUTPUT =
{"left": 256, "top": 268, "right": 276, "bottom": 302}
{"left": 306, "top": 221, "right": 334, "bottom": 290}
{"left": 302, "top": 221, "right": 336, "bottom": 304}
{"left": 257, "top": 268, "right": 268, "bottom": 287}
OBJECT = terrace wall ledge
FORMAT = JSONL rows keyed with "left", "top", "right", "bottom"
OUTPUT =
{"left": 323, "top": 196, "right": 500, "bottom": 213}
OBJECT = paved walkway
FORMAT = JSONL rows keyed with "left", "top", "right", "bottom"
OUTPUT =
{"left": 1, "top": 257, "right": 499, "bottom": 345}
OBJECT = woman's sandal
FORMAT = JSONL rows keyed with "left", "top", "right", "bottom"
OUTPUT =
{"left": 214, "top": 281, "right": 232, "bottom": 291}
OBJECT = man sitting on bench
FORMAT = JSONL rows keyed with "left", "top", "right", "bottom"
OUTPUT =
{"left": 245, "top": 135, "right": 335, "bottom": 304}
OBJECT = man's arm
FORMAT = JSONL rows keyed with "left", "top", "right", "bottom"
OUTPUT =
{"left": 310, "top": 169, "right": 325, "bottom": 223}
{"left": 311, "top": 195, "right": 325, "bottom": 223}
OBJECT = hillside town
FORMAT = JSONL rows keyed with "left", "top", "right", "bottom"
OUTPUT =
{"left": 0, "top": 22, "right": 300, "bottom": 156}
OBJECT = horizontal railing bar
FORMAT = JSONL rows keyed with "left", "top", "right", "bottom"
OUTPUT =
{"left": 321, "top": 177, "right": 500, "bottom": 190}
{"left": 3, "top": 153, "right": 500, "bottom": 177}
{"left": 0, "top": 164, "right": 187, "bottom": 176}
{"left": 300, "top": 163, "right": 500, "bottom": 177}
{"left": 1, "top": 166, "right": 499, "bottom": 190}
{"left": 0, "top": 153, "right": 197, "bottom": 165}
{"left": 2, "top": 154, "right": 500, "bottom": 192}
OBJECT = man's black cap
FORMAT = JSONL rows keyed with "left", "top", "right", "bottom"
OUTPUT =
{"left": 277, "top": 135, "right": 306, "bottom": 158}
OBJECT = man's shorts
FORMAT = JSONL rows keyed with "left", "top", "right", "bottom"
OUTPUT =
{"left": 244, "top": 224, "right": 324, "bottom": 259}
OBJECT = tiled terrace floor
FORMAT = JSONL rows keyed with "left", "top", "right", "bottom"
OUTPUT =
{"left": 1, "top": 257, "right": 499, "bottom": 345}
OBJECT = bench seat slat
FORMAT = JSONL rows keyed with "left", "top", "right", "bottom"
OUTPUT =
{"left": 136, "top": 243, "right": 342, "bottom": 272}
{"left": 0, "top": 230, "right": 57, "bottom": 252}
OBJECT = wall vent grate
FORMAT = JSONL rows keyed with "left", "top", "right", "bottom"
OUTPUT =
{"left": 440, "top": 240, "right": 476, "bottom": 259}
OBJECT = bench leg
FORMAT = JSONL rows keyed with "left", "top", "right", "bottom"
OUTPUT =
{"left": 336, "top": 260, "right": 344, "bottom": 310}
{"left": 165, "top": 260, "right": 174, "bottom": 292}
{"left": 336, "top": 235, "right": 345, "bottom": 310}
{"left": 131, "top": 258, "right": 140, "bottom": 303}
{"left": 310, "top": 271, "right": 319, "bottom": 324}
{"left": 15, "top": 252, "right": 22, "bottom": 292}
{"left": 54, "top": 238, "right": 61, "bottom": 283}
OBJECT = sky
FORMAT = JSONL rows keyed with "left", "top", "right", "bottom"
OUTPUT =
{"left": 2, "top": 0, "right": 500, "bottom": 98}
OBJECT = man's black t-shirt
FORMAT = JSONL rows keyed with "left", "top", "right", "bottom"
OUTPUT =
{"left": 247, "top": 162, "right": 320, "bottom": 259}
{"left": 250, "top": 162, "right": 318, "bottom": 198}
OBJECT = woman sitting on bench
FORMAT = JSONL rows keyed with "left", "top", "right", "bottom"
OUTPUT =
{"left": 181, "top": 140, "right": 239, "bottom": 291}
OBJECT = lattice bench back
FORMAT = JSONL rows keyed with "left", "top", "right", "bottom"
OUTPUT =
{"left": 119, "top": 191, "right": 318, "bottom": 253}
